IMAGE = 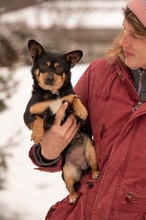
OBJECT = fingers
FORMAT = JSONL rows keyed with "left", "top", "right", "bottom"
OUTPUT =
{"left": 63, "top": 113, "right": 77, "bottom": 131}
{"left": 40, "top": 113, "right": 78, "bottom": 160}
{"left": 55, "top": 102, "right": 78, "bottom": 131}
{"left": 40, "top": 102, "right": 79, "bottom": 160}
{"left": 55, "top": 102, "right": 68, "bottom": 125}
{"left": 63, "top": 114, "right": 79, "bottom": 143}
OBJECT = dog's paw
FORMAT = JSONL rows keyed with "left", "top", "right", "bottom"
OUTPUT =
{"left": 74, "top": 105, "right": 88, "bottom": 120}
{"left": 73, "top": 97, "right": 88, "bottom": 120}
{"left": 31, "top": 128, "right": 44, "bottom": 144}
{"left": 92, "top": 171, "right": 100, "bottom": 180}
{"left": 69, "top": 192, "right": 78, "bottom": 204}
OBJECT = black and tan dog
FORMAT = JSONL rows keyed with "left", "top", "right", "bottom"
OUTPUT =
{"left": 24, "top": 39, "right": 99, "bottom": 204}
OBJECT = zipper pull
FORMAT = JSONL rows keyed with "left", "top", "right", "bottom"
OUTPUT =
{"left": 133, "top": 101, "right": 142, "bottom": 111}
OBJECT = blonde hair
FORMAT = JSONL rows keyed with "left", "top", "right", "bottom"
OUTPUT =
{"left": 107, "top": 7, "right": 146, "bottom": 62}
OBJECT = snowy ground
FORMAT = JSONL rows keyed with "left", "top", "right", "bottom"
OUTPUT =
{"left": 0, "top": 64, "right": 88, "bottom": 220}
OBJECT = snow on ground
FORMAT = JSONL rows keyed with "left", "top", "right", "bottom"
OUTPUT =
{"left": 0, "top": 63, "right": 88, "bottom": 220}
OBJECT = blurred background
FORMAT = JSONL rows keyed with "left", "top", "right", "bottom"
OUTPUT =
{"left": 0, "top": 1, "right": 127, "bottom": 220}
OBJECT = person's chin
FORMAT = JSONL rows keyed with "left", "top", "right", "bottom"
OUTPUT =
{"left": 124, "top": 57, "right": 138, "bottom": 69}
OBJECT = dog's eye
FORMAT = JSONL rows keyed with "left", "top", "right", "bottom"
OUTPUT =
{"left": 56, "top": 66, "right": 63, "bottom": 74}
{"left": 40, "top": 64, "right": 48, "bottom": 71}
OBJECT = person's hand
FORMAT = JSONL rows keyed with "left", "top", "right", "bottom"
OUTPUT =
{"left": 40, "top": 102, "right": 79, "bottom": 160}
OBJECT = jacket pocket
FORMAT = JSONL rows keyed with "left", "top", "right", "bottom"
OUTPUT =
{"left": 122, "top": 188, "right": 146, "bottom": 205}
{"left": 120, "top": 187, "right": 146, "bottom": 220}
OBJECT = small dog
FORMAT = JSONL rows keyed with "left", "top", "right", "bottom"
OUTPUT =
{"left": 24, "top": 39, "right": 99, "bottom": 203}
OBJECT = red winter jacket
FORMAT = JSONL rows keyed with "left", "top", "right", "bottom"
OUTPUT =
{"left": 29, "top": 58, "right": 146, "bottom": 220}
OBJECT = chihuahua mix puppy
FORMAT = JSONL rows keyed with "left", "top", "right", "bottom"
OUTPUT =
{"left": 24, "top": 39, "right": 99, "bottom": 203}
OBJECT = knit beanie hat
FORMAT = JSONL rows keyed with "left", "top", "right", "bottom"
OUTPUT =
{"left": 126, "top": 0, "right": 146, "bottom": 27}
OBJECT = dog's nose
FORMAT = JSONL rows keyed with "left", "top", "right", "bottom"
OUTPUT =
{"left": 47, "top": 73, "right": 54, "bottom": 83}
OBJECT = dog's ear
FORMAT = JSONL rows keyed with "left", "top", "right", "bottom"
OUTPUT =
{"left": 65, "top": 50, "right": 83, "bottom": 68}
{"left": 28, "top": 39, "right": 45, "bottom": 62}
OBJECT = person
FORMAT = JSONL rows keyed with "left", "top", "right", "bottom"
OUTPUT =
{"left": 29, "top": 0, "right": 146, "bottom": 219}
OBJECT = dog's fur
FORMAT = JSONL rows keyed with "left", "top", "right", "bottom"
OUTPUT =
{"left": 24, "top": 39, "right": 99, "bottom": 203}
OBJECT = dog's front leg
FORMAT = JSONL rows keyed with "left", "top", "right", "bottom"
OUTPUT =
{"left": 61, "top": 94, "right": 75, "bottom": 103}
{"left": 31, "top": 116, "right": 44, "bottom": 144}
{"left": 30, "top": 101, "right": 52, "bottom": 115}
{"left": 61, "top": 94, "right": 88, "bottom": 120}
{"left": 73, "top": 97, "right": 88, "bottom": 120}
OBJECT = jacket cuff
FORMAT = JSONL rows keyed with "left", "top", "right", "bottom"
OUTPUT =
{"left": 33, "top": 144, "right": 61, "bottom": 166}
{"left": 29, "top": 145, "right": 63, "bottom": 172}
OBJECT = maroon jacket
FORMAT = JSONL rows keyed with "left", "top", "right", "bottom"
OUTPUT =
{"left": 29, "top": 58, "right": 146, "bottom": 220}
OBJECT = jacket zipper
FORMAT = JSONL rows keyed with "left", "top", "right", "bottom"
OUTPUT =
{"left": 133, "top": 69, "right": 144, "bottom": 111}
{"left": 138, "top": 69, "right": 143, "bottom": 95}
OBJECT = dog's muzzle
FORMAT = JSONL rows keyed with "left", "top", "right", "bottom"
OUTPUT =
{"left": 46, "top": 73, "right": 54, "bottom": 85}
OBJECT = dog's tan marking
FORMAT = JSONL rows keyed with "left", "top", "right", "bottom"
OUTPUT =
{"left": 48, "top": 74, "right": 66, "bottom": 91}
{"left": 38, "top": 72, "right": 49, "bottom": 90}
{"left": 46, "top": 61, "right": 51, "bottom": 67}
{"left": 35, "top": 69, "right": 40, "bottom": 77}
{"left": 73, "top": 97, "right": 88, "bottom": 120}
{"left": 62, "top": 73, "right": 66, "bottom": 79}
{"left": 54, "top": 74, "right": 61, "bottom": 83}
{"left": 54, "top": 62, "right": 59, "bottom": 68}
{"left": 54, "top": 73, "right": 66, "bottom": 83}
{"left": 35, "top": 69, "right": 47, "bottom": 87}
{"left": 30, "top": 101, "right": 52, "bottom": 115}
{"left": 39, "top": 72, "right": 48, "bottom": 81}
{"left": 31, "top": 116, "right": 44, "bottom": 144}
{"left": 30, "top": 99, "right": 62, "bottom": 115}
{"left": 61, "top": 94, "right": 76, "bottom": 103}
{"left": 85, "top": 138, "right": 100, "bottom": 179}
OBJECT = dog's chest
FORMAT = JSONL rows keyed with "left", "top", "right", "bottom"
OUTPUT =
{"left": 49, "top": 98, "right": 62, "bottom": 114}
{"left": 42, "top": 98, "right": 63, "bottom": 129}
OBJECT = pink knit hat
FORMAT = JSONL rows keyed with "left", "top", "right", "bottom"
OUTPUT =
{"left": 126, "top": 0, "right": 146, "bottom": 27}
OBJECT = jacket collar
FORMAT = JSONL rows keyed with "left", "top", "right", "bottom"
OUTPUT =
{"left": 130, "top": 68, "right": 146, "bottom": 102}
{"left": 113, "top": 58, "right": 140, "bottom": 103}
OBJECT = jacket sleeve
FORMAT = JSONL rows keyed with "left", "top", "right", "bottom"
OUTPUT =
{"left": 29, "top": 144, "right": 63, "bottom": 172}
